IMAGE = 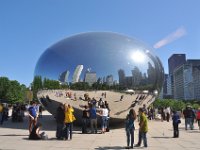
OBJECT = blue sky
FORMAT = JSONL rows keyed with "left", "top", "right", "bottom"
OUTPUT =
{"left": 0, "top": 0, "right": 200, "bottom": 86}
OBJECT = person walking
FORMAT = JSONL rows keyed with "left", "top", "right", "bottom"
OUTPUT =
{"left": 183, "top": 105, "right": 195, "bottom": 130}
{"left": 135, "top": 108, "right": 148, "bottom": 148}
{"left": 172, "top": 110, "right": 181, "bottom": 138}
{"left": 125, "top": 108, "right": 136, "bottom": 149}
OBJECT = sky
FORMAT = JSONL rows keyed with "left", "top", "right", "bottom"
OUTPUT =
{"left": 0, "top": 0, "right": 200, "bottom": 86}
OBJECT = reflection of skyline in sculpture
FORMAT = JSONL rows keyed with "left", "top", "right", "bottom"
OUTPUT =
{"left": 35, "top": 32, "right": 164, "bottom": 126}
{"left": 117, "top": 60, "right": 157, "bottom": 90}
{"left": 72, "top": 65, "right": 83, "bottom": 83}
{"left": 84, "top": 71, "right": 97, "bottom": 86}
{"left": 59, "top": 70, "right": 70, "bottom": 84}
{"left": 35, "top": 32, "right": 164, "bottom": 93}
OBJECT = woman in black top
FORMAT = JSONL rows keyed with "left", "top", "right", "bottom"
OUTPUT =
{"left": 82, "top": 105, "right": 89, "bottom": 133}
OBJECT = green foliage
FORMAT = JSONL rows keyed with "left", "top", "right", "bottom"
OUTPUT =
{"left": 70, "top": 82, "right": 90, "bottom": 90}
{"left": 0, "top": 77, "right": 28, "bottom": 104}
{"left": 43, "top": 78, "right": 60, "bottom": 89}
{"left": 0, "top": 77, "right": 10, "bottom": 99}
{"left": 153, "top": 99, "right": 200, "bottom": 111}
{"left": 31, "top": 76, "right": 43, "bottom": 100}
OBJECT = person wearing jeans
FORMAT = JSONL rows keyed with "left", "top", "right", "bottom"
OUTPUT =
{"left": 172, "top": 111, "right": 180, "bottom": 138}
{"left": 64, "top": 104, "right": 75, "bottom": 140}
{"left": 135, "top": 108, "right": 148, "bottom": 148}
{"left": 89, "top": 105, "right": 97, "bottom": 134}
{"left": 125, "top": 109, "right": 136, "bottom": 149}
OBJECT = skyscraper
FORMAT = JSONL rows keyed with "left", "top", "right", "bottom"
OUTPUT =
{"left": 84, "top": 72, "right": 97, "bottom": 86}
{"left": 72, "top": 65, "right": 83, "bottom": 83}
{"left": 173, "top": 59, "right": 200, "bottom": 100}
{"left": 59, "top": 70, "right": 70, "bottom": 84}
{"left": 118, "top": 69, "right": 126, "bottom": 86}
{"left": 168, "top": 54, "right": 186, "bottom": 74}
{"left": 168, "top": 54, "right": 186, "bottom": 98}
{"left": 132, "top": 66, "right": 142, "bottom": 87}
{"left": 106, "top": 75, "right": 113, "bottom": 86}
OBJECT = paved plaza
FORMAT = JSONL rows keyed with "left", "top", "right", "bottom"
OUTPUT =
{"left": 0, "top": 111, "right": 200, "bottom": 150}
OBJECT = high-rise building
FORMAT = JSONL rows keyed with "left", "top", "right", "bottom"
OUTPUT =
{"left": 173, "top": 59, "right": 200, "bottom": 100}
{"left": 167, "top": 74, "right": 173, "bottom": 96}
{"left": 84, "top": 72, "right": 97, "bottom": 86}
{"left": 125, "top": 76, "right": 133, "bottom": 88}
{"left": 59, "top": 70, "right": 70, "bottom": 84}
{"left": 106, "top": 75, "right": 113, "bottom": 86}
{"left": 168, "top": 54, "right": 186, "bottom": 75}
{"left": 168, "top": 54, "right": 186, "bottom": 98}
{"left": 132, "top": 66, "right": 142, "bottom": 87}
{"left": 72, "top": 65, "right": 83, "bottom": 83}
{"left": 118, "top": 69, "right": 126, "bottom": 86}
{"left": 173, "top": 65, "right": 185, "bottom": 100}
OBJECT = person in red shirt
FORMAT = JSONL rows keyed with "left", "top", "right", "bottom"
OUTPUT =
{"left": 196, "top": 108, "right": 200, "bottom": 130}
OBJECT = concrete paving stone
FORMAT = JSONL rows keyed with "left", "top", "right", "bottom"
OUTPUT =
{"left": 1, "top": 111, "right": 200, "bottom": 150}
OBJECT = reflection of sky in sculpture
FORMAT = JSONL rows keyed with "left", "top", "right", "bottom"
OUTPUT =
{"left": 34, "top": 32, "right": 164, "bottom": 91}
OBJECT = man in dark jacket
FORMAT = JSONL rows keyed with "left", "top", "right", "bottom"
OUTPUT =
{"left": 56, "top": 104, "right": 65, "bottom": 139}
{"left": 183, "top": 105, "right": 195, "bottom": 130}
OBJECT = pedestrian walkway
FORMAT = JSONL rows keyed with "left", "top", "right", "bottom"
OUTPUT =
{"left": 0, "top": 111, "right": 200, "bottom": 150}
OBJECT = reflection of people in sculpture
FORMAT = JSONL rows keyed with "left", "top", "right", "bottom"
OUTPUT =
{"left": 120, "top": 95, "right": 124, "bottom": 101}
{"left": 66, "top": 91, "right": 72, "bottom": 98}
{"left": 74, "top": 93, "right": 77, "bottom": 101}
{"left": 98, "top": 98, "right": 105, "bottom": 108}
{"left": 84, "top": 93, "right": 89, "bottom": 101}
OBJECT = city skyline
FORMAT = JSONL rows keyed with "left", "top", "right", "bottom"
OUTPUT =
{"left": 0, "top": 1, "right": 200, "bottom": 86}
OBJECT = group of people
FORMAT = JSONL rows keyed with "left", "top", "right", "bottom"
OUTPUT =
{"left": 81, "top": 98, "right": 110, "bottom": 134}
{"left": 56, "top": 103, "right": 76, "bottom": 140}
{"left": 125, "top": 107, "right": 148, "bottom": 149}
{"left": 28, "top": 101, "right": 46, "bottom": 140}
{"left": 0, "top": 103, "right": 9, "bottom": 125}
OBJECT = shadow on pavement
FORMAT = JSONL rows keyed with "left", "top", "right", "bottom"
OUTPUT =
{"left": 151, "top": 136, "right": 172, "bottom": 139}
{"left": 0, "top": 115, "right": 56, "bottom": 131}
{"left": 0, "top": 114, "right": 81, "bottom": 132}
{"left": 0, "top": 134, "right": 28, "bottom": 136}
{"left": 95, "top": 146, "right": 126, "bottom": 150}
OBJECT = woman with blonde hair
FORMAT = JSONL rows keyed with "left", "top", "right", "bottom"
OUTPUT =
{"left": 64, "top": 104, "right": 76, "bottom": 140}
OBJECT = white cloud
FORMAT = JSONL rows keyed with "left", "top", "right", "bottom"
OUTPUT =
{"left": 154, "top": 26, "right": 187, "bottom": 49}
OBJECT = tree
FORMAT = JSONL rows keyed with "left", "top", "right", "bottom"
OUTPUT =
{"left": 6, "top": 80, "right": 24, "bottom": 103}
{"left": 32, "top": 76, "right": 43, "bottom": 100}
{"left": 0, "top": 77, "right": 10, "bottom": 100}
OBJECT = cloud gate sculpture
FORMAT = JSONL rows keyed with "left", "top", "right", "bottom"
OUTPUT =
{"left": 35, "top": 32, "right": 164, "bottom": 126}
